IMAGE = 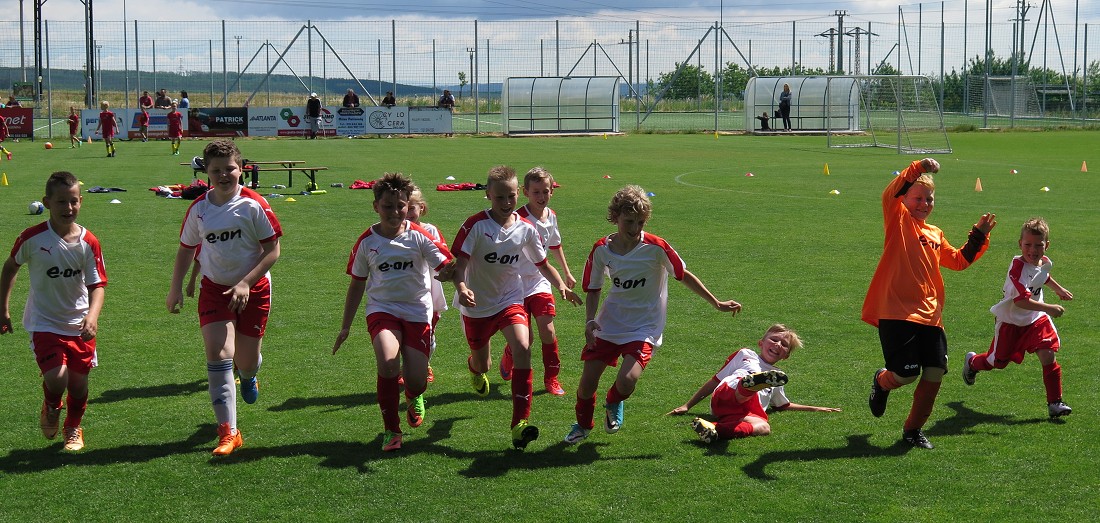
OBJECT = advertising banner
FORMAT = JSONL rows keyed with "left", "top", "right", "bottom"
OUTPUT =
{"left": 81, "top": 109, "right": 123, "bottom": 141}
{"left": 408, "top": 107, "right": 453, "bottom": 134}
{"left": 124, "top": 109, "right": 181, "bottom": 140}
{"left": 247, "top": 108, "right": 280, "bottom": 137}
{"left": 254, "top": 106, "right": 337, "bottom": 137}
{"left": 186, "top": 107, "right": 248, "bottom": 137}
{"left": 0, "top": 108, "right": 34, "bottom": 139}
{"left": 365, "top": 106, "right": 409, "bottom": 134}
{"left": 334, "top": 107, "right": 366, "bottom": 136}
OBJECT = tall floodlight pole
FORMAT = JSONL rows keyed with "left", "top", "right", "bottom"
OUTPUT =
{"left": 234, "top": 35, "right": 242, "bottom": 98}
{"left": 20, "top": 0, "right": 26, "bottom": 82}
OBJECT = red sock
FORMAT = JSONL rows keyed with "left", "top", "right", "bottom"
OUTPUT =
{"left": 970, "top": 352, "right": 994, "bottom": 372}
{"left": 511, "top": 368, "right": 533, "bottom": 427}
{"left": 575, "top": 394, "right": 596, "bottom": 430}
{"left": 64, "top": 393, "right": 88, "bottom": 429}
{"left": 1042, "top": 362, "right": 1063, "bottom": 403}
{"left": 377, "top": 376, "right": 401, "bottom": 433}
{"left": 605, "top": 383, "right": 629, "bottom": 405}
{"left": 404, "top": 382, "right": 427, "bottom": 401}
{"left": 542, "top": 341, "right": 561, "bottom": 379}
{"left": 903, "top": 379, "right": 942, "bottom": 431}
{"left": 877, "top": 370, "right": 905, "bottom": 391}
{"left": 467, "top": 355, "right": 480, "bottom": 374}
{"left": 42, "top": 382, "right": 63, "bottom": 410}
{"left": 716, "top": 421, "right": 754, "bottom": 439}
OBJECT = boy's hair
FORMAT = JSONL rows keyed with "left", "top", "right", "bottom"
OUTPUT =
{"left": 912, "top": 174, "right": 935, "bottom": 192}
{"left": 487, "top": 165, "right": 517, "bottom": 187}
{"left": 45, "top": 171, "right": 79, "bottom": 198}
{"left": 1021, "top": 217, "right": 1050, "bottom": 241}
{"left": 765, "top": 323, "right": 803, "bottom": 352}
{"left": 524, "top": 166, "right": 555, "bottom": 188}
{"left": 373, "top": 172, "right": 415, "bottom": 202}
{"left": 607, "top": 185, "right": 652, "bottom": 222}
{"left": 100, "top": 101, "right": 109, "bottom": 110}
{"left": 202, "top": 139, "right": 243, "bottom": 167}
{"left": 408, "top": 187, "right": 428, "bottom": 215}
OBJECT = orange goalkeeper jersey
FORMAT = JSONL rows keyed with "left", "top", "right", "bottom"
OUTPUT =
{"left": 861, "top": 160, "right": 989, "bottom": 328}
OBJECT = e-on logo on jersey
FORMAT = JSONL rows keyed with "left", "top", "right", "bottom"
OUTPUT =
{"left": 613, "top": 277, "right": 646, "bottom": 289}
{"left": 483, "top": 253, "right": 520, "bottom": 264}
{"left": 46, "top": 266, "right": 83, "bottom": 279}
{"left": 206, "top": 229, "right": 243, "bottom": 244}
{"left": 378, "top": 260, "right": 414, "bottom": 272}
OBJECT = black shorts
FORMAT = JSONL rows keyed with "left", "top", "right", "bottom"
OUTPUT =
{"left": 877, "top": 319, "right": 948, "bottom": 377}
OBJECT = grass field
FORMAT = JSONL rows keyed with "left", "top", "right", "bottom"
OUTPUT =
{"left": 1, "top": 131, "right": 1097, "bottom": 521}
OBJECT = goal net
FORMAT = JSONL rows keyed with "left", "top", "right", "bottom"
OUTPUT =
{"left": 965, "top": 75, "right": 1043, "bottom": 118}
{"left": 826, "top": 75, "right": 951, "bottom": 154}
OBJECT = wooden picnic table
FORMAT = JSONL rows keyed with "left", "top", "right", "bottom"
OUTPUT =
{"left": 180, "top": 160, "right": 327, "bottom": 188}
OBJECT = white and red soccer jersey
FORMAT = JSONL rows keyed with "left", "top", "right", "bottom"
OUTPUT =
{"left": 452, "top": 211, "right": 548, "bottom": 318}
{"left": 347, "top": 221, "right": 453, "bottom": 323}
{"left": 581, "top": 231, "right": 685, "bottom": 347}
{"left": 166, "top": 111, "right": 183, "bottom": 138}
{"left": 179, "top": 186, "right": 282, "bottom": 287}
{"left": 990, "top": 255, "right": 1053, "bottom": 326}
{"left": 712, "top": 348, "right": 790, "bottom": 413}
{"left": 417, "top": 222, "right": 449, "bottom": 315}
{"left": 516, "top": 205, "right": 562, "bottom": 298}
{"left": 10, "top": 222, "right": 108, "bottom": 335}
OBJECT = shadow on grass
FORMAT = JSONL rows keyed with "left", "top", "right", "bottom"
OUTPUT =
{"left": 267, "top": 385, "right": 511, "bottom": 413}
{"left": 0, "top": 424, "right": 212, "bottom": 474}
{"left": 94, "top": 379, "right": 207, "bottom": 403}
{"left": 740, "top": 401, "right": 1052, "bottom": 481}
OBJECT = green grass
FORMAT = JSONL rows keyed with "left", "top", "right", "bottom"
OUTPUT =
{"left": 1, "top": 132, "right": 1098, "bottom": 521}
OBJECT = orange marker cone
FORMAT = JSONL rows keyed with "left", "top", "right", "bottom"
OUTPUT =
{"left": 823, "top": 163, "right": 830, "bottom": 175}
{"left": 1082, "top": 161, "right": 1088, "bottom": 172}
{"left": 87, "top": 135, "right": 93, "bottom": 144}
{"left": 975, "top": 178, "right": 983, "bottom": 192}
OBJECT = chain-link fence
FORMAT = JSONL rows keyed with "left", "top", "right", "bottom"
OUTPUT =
{"left": 1, "top": 11, "right": 1098, "bottom": 133}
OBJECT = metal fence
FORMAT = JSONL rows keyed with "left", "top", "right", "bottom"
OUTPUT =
{"left": 2, "top": 10, "right": 1098, "bottom": 133}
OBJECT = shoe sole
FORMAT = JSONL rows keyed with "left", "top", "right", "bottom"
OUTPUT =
{"left": 513, "top": 425, "right": 540, "bottom": 450}
{"left": 869, "top": 369, "right": 890, "bottom": 418}
{"left": 564, "top": 429, "right": 589, "bottom": 445}
{"left": 962, "top": 352, "right": 977, "bottom": 386}
{"left": 741, "top": 370, "right": 788, "bottom": 392}
{"left": 212, "top": 438, "right": 243, "bottom": 456}
{"left": 691, "top": 418, "right": 718, "bottom": 443}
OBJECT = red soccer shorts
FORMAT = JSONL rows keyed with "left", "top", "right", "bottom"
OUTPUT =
{"left": 710, "top": 380, "right": 769, "bottom": 422}
{"left": 523, "top": 292, "right": 556, "bottom": 318}
{"left": 367, "top": 312, "right": 432, "bottom": 356}
{"left": 32, "top": 331, "right": 97, "bottom": 374}
{"left": 461, "top": 303, "right": 528, "bottom": 351}
{"left": 581, "top": 338, "right": 654, "bottom": 370}
{"left": 197, "top": 276, "right": 271, "bottom": 338}
{"left": 988, "top": 316, "right": 1060, "bottom": 365}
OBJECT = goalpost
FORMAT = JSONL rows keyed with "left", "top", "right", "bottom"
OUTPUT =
{"left": 965, "top": 75, "right": 1043, "bottom": 118}
{"left": 826, "top": 75, "right": 951, "bottom": 154}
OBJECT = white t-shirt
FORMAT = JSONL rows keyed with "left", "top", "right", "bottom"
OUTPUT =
{"left": 179, "top": 186, "right": 282, "bottom": 287}
{"left": 452, "top": 211, "right": 547, "bottom": 318}
{"left": 713, "top": 348, "right": 791, "bottom": 412}
{"left": 990, "top": 255, "right": 1052, "bottom": 326}
{"left": 347, "top": 221, "right": 453, "bottom": 323}
{"left": 11, "top": 221, "right": 108, "bottom": 335}
{"left": 516, "top": 205, "right": 562, "bottom": 297}
{"left": 416, "top": 221, "right": 449, "bottom": 315}
{"left": 581, "top": 231, "right": 684, "bottom": 346}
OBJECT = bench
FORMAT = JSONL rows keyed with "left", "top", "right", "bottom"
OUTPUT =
{"left": 180, "top": 160, "right": 326, "bottom": 187}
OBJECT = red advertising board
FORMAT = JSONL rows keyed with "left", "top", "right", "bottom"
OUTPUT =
{"left": 0, "top": 108, "right": 35, "bottom": 139}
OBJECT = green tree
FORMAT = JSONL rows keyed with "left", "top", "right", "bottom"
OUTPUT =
{"left": 655, "top": 63, "right": 714, "bottom": 99}
{"left": 458, "top": 72, "right": 467, "bottom": 99}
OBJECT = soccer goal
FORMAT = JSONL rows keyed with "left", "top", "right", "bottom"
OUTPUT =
{"left": 965, "top": 75, "right": 1043, "bottom": 118}
{"left": 825, "top": 75, "right": 951, "bottom": 154}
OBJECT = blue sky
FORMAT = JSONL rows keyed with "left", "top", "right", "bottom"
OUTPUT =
{"left": 36, "top": 0, "right": 1100, "bottom": 25}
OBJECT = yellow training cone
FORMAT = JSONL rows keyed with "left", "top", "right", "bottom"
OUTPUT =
{"left": 974, "top": 178, "right": 983, "bottom": 192}
{"left": 1, "top": 172, "right": 7, "bottom": 186}
{"left": 1082, "top": 161, "right": 1088, "bottom": 172}
{"left": 823, "top": 163, "right": 830, "bottom": 175}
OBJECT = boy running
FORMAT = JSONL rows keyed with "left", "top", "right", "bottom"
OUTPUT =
{"left": 564, "top": 185, "right": 742, "bottom": 445}
{"left": 962, "top": 217, "right": 1074, "bottom": 418}
{"left": 863, "top": 158, "right": 996, "bottom": 449}
{"left": 1, "top": 171, "right": 109, "bottom": 452}
{"left": 451, "top": 165, "right": 582, "bottom": 450}
{"left": 167, "top": 101, "right": 184, "bottom": 156}
{"left": 68, "top": 107, "right": 81, "bottom": 148}
{"left": 93, "top": 101, "right": 117, "bottom": 157}
{"left": 166, "top": 140, "right": 282, "bottom": 456}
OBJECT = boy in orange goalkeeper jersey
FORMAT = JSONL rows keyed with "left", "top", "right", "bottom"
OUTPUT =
{"left": 862, "top": 158, "right": 997, "bottom": 449}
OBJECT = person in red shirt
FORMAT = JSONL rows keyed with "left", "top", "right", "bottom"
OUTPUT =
{"left": 137, "top": 107, "right": 150, "bottom": 142}
{"left": 93, "top": 101, "right": 118, "bottom": 157}
{"left": 139, "top": 90, "right": 153, "bottom": 110}
{"left": 862, "top": 158, "right": 997, "bottom": 449}
{"left": 67, "top": 106, "right": 81, "bottom": 148}
{"left": 166, "top": 101, "right": 184, "bottom": 156}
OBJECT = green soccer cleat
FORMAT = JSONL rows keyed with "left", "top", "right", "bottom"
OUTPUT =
{"left": 470, "top": 371, "right": 490, "bottom": 397}
{"left": 511, "top": 419, "right": 539, "bottom": 450}
{"left": 407, "top": 394, "right": 426, "bottom": 428}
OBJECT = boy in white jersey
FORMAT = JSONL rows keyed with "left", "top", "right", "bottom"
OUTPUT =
{"left": 668, "top": 324, "right": 840, "bottom": 443}
{"left": 406, "top": 187, "right": 446, "bottom": 384}
{"left": 332, "top": 173, "right": 454, "bottom": 452}
{"left": 2, "top": 171, "right": 108, "bottom": 452}
{"left": 500, "top": 167, "right": 577, "bottom": 396}
{"left": 962, "top": 217, "right": 1075, "bottom": 418}
{"left": 564, "top": 185, "right": 742, "bottom": 445}
{"left": 166, "top": 140, "right": 283, "bottom": 456}
{"left": 451, "top": 165, "right": 582, "bottom": 450}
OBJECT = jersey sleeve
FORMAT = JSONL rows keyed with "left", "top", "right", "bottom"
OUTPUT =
{"left": 581, "top": 238, "right": 607, "bottom": 292}
{"left": 179, "top": 199, "right": 204, "bottom": 248}
{"left": 81, "top": 230, "right": 108, "bottom": 289}
{"left": 411, "top": 223, "right": 454, "bottom": 271}
{"left": 346, "top": 230, "right": 373, "bottom": 280}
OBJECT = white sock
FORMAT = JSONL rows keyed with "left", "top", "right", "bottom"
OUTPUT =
{"left": 207, "top": 359, "right": 236, "bottom": 429}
